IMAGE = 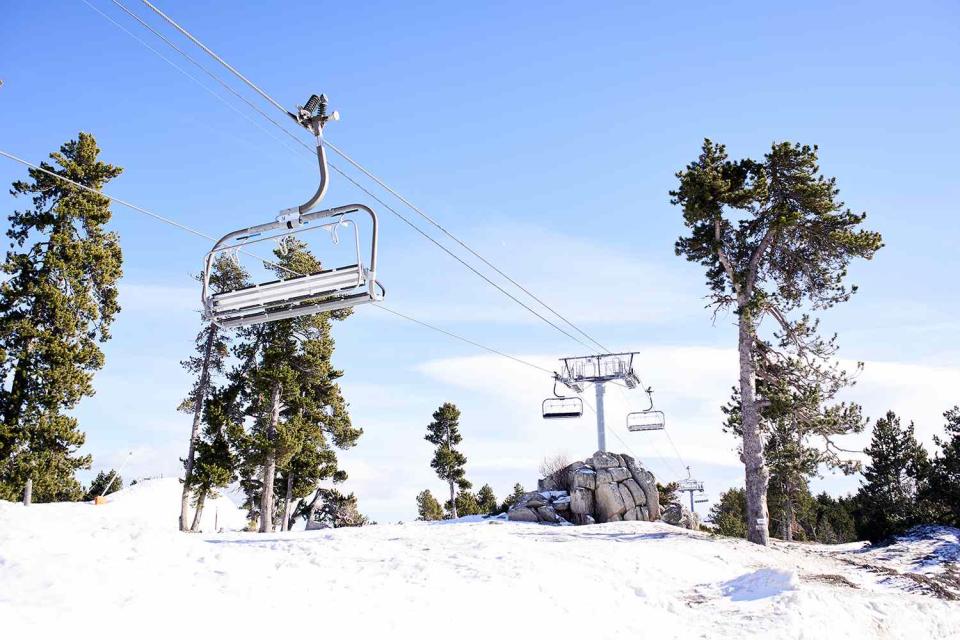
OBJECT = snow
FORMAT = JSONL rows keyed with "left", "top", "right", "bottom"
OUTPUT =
{"left": 1, "top": 479, "right": 957, "bottom": 639}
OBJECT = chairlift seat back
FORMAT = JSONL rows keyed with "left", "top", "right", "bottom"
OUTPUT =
{"left": 543, "top": 397, "right": 583, "bottom": 419}
{"left": 626, "top": 410, "right": 665, "bottom": 432}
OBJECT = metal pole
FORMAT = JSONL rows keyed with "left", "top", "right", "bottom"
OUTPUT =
{"left": 689, "top": 490, "right": 695, "bottom": 513}
{"left": 594, "top": 381, "right": 606, "bottom": 452}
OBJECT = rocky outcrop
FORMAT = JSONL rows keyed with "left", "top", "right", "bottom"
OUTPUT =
{"left": 509, "top": 451, "right": 663, "bottom": 526}
{"left": 661, "top": 503, "right": 700, "bottom": 531}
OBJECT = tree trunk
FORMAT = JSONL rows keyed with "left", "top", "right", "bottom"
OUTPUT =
{"left": 181, "top": 326, "right": 218, "bottom": 532}
{"left": 738, "top": 312, "right": 770, "bottom": 546}
{"left": 190, "top": 490, "right": 206, "bottom": 532}
{"left": 280, "top": 472, "right": 294, "bottom": 532}
{"left": 259, "top": 383, "right": 282, "bottom": 533}
{"left": 448, "top": 480, "right": 457, "bottom": 519}
{"left": 783, "top": 489, "right": 794, "bottom": 542}
{"left": 23, "top": 478, "right": 32, "bottom": 506}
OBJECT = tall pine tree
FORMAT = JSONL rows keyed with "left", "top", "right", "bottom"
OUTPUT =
{"left": 0, "top": 133, "right": 122, "bottom": 501}
{"left": 178, "top": 255, "right": 248, "bottom": 530}
{"left": 673, "top": 140, "right": 882, "bottom": 544}
{"left": 236, "top": 239, "right": 359, "bottom": 532}
{"left": 926, "top": 406, "right": 960, "bottom": 526}
{"left": 424, "top": 402, "right": 470, "bottom": 518}
{"left": 857, "top": 411, "right": 929, "bottom": 542}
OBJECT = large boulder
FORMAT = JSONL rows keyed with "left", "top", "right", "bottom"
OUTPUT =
{"left": 623, "top": 479, "right": 646, "bottom": 506}
{"left": 508, "top": 507, "right": 540, "bottom": 523}
{"left": 572, "top": 467, "right": 596, "bottom": 491}
{"left": 609, "top": 466, "right": 631, "bottom": 483}
{"left": 661, "top": 503, "right": 700, "bottom": 531}
{"left": 588, "top": 451, "right": 621, "bottom": 470}
{"left": 623, "top": 454, "right": 659, "bottom": 521}
{"left": 595, "top": 482, "right": 627, "bottom": 522}
{"left": 570, "top": 487, "right": 594, "bottom": 515}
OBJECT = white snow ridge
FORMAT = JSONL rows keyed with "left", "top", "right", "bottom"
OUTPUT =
{"left": 1, "top": 479, "right": 957, "bottom": 639}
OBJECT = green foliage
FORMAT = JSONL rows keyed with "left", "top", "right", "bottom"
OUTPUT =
{"left": 926, "top": 407, "right": 960, "bottom": 527}
{"left": 657, "top": 481, "right": 679, "bottom": 507}
{"left": 424, "top": 402, "right": 470, "bottom": 490}
{"left": 305, "top": 487, "right": 368, "bottom": 528}
{"left": 709, "top": 488, "right": 748, "bottom": 538}
{"left": 476, "top": 483, "right": 498, "bottom": 515}
{"left": 232, "top": 239, "right": 360, "bottom": 527}
{"left": 856, "top": 411, "right": 930, "bottom": 542}
{"left": 84, "top": 469, "right": 122, "bottom": 501}
{"left": 0, "top": 133, "right": 123, "bottom": 502}
{"left": 447, "top": 488, "right": 482, "bottom": 518}
{"left": 416, "top": 489, "right": 444, "bottom": 521}
{"left": 498, "top": 483, "right": 526, "bottom": 514}
{"left": 672, "top": 139, "right": 883, "bottom": 314}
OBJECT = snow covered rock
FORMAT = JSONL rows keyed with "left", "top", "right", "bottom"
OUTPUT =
{"left": 515, "top": 451, "right": 661, "bottom": 526}
{"left": 661, "top": 503, "right": 700, "bottom": 531}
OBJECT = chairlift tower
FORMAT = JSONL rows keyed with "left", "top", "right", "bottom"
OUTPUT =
{"left": 678, "top": 466, "right": 705, "bottom": 512}
{"left": 549, "top": 353, "right": 644, "bottom": 452}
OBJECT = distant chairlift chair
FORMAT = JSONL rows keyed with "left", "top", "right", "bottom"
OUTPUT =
{"left": 201, "top": 94, "right": 384, "bottom": 328}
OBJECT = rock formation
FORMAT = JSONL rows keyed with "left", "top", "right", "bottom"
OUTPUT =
{"left": 508, "top": 451, "right": 660, "bottom": 525}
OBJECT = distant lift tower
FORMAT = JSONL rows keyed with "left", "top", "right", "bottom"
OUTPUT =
{"left": 546, "top": 353, "right": 644, "bottom": 452}
{"left": 678, "top": 466, "right": 705, "bottom": 512}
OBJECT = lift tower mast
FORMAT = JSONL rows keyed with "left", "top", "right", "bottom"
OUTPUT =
{"left": 553, "top": 353, "right": 644, "bottom": 452}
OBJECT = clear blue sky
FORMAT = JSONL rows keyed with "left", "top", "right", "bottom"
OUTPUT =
{"left": 1, "top": 0, "right": 958, "bottom": 521}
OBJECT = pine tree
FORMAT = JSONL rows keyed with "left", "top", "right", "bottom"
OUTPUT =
{"left": 236, "top": 239, "right": 359, "bottom": 533}
{"left": 708, "top": 488, "right": 747, "bottom": 538}
{"left": 476, "top": 484, "right": 498, "bottom": 515}
{"left": 178, "top": 255, "right": 248, "bottom": 531}
{"left": 83, "top": 469, "right": 123, "bottom": 501}
{"left": 673, "top": 140, "right": 882, "bottom": 544}
{"left": 449, "top": 488, "right": 481, "bottom": 518}
{"left": 499, "top": 483, "right": 526, "bottom": 513}
{"left": 184, "top": 383, "right": 241, "bottom": 531}
{"left": 424, "top": 402, "right": 470, "bottom": 518}
{"left": 925, "top": 407, "right": 960, "bottom": 527}
{"left": 416, "top": 489, "right": 444, "bottom": 521}
{"left": 657, "top": 481, "right": 680, "bottom": 507}
{"left": 857, "top": 411, "right": 929, "bottom": 542}
{"left": 303, "top": 487, "right": 368, "bottom": 528}
{"left": 0, "top": 133, "right": 123, "bottom": 502}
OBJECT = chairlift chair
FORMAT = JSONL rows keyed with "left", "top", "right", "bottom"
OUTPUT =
{"left": 626, "top": 409, "right": 665, "bottom": 432}
{"left": 542, "top": 376, "right": 584, "bottom": 419}
{"left": 201, "top": 94, "right": 384, "bottom": 328}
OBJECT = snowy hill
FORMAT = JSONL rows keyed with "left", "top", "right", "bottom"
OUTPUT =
{"left": 1, "top": 479, "right": 957, "bottom": 639}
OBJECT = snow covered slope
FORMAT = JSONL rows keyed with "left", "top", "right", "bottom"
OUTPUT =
{"left": 1, "top": 479, "right": 957, "bottom": 639}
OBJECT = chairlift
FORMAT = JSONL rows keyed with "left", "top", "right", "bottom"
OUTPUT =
{"left": 202, "top": 94, "right": 384, "bottom": 328}
{"left": 542, "top": 376, "right": 583, "bottom": 419}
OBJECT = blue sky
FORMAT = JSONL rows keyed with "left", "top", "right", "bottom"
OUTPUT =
{"left": 1, "top": 0, "right": 958, "bottom": 522}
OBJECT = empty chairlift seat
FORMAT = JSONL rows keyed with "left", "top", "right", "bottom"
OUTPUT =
{"left": 543, "top": 397, "right": 584, "bottom": 419}
{"left": 626, "top": 410, "right": 665, "bottom": 432}
{"left": 201, "top": 93, "right": 384, "bottom": 329}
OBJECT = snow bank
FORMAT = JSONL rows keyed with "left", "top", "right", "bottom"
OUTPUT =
{"left": 1, "top": 484, "right": 957, "bottom": 639}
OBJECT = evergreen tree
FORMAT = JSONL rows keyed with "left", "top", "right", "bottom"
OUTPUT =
{"left": 673, "top": 140, "right": 882, "bottom": 544}
{"left": 0, "top": 133, "right": 123, "bottom": 502}
{"left": 708, "top": 487, "right": 747, "bottom": 538}
{"left": 928, "top": 406, "right": 960, "bottom": 527}
{"left": 449, "top": 488, "right": 481, "bottom": 518}
{"left": 236, "top": 239, "right": 359, "bottom": 533}
{"left": 83, "top": 469, "right": 123, "bottom": 501}
{"left": 424, "top": 402, "right": 470, "bottom": 518}
{"left": 178, "top": 255, "right": 248, "bottom": 531}
{"left": 476, "top": 484, "right": 498, "bottom": 515}
{"left": 856, "top": 411, "right": 929, "bottom": 542}
{"left": 303, "top": 487, "right": 368, "bottom": 528}
{"left": 657, "top": 481, "right": 680, "bottom": 507}
{"left": 416, "top": 489, "right": 444, "bottom": 521}
{"left": 184, "top": 383, "right": 241, "bottom": 531}
{"left": 498, "top": 482, "right": 526, "bottom": 513}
